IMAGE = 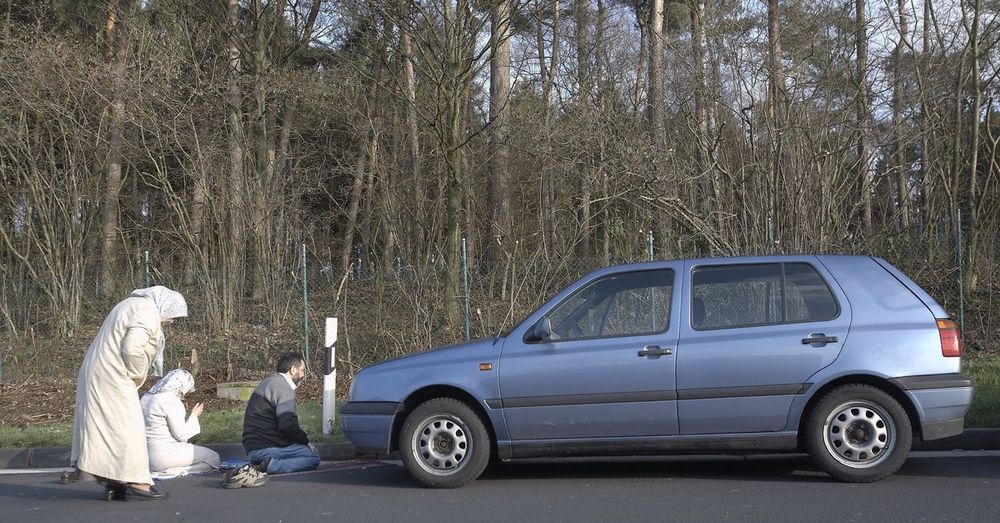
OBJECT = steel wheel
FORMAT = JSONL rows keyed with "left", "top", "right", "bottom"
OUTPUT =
{"left": 822, "top": 400, "right": 894, "bottom": 468}
{"left": 806, "top": 384, "right": 912, "bottom": 482}
{"left": 399, "top": 398, "right": 491, "bottom": 488}
{"left": 411, "top": 414, "right": 471, "bottom": 476}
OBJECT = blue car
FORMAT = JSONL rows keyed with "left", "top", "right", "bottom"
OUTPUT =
{"left": 342, "top": 255, "right": 973, "bottom": 487}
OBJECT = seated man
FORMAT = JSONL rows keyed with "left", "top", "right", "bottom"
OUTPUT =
{"left": 237, "top": 353, "right": 320, "bottom": 480}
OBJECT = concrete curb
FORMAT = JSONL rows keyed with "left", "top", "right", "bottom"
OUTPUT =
{"left": 912, "top": 428, "right": 1000, "bottom": 451}
{"left": 1, "top": 430, "right": 996, "bottom": 469}
{"left": 0, "top": 442, "right": 358, "bottom": 469}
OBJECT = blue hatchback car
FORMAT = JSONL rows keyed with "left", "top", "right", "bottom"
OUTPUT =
{"left": 342, "top": 255, "right": 973, "bottom": 487}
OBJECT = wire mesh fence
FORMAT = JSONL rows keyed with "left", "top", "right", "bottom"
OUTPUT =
{"left": 1, "top": 219, "right": 998, "bottom": 386}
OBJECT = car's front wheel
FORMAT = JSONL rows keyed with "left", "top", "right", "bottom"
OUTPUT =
{"left": 399, "top": 398, "right": 491, "bottom": 488}
{"left": 805, "top": 384, "right": 912, "bottom": 482}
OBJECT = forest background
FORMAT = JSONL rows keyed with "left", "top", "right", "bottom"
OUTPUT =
{"left": 1, "top": 0, "right": 998, "bottom": 425}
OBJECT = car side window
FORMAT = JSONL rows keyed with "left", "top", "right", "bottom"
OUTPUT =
{"left": 692, "top": 264, "right": 782, "bottom": 330}
{"left": 692, "top": 262, "right": 839, "bottom": 330}
{"left": 547, "top": 269, "right": 673, "bottom": 341}
{"left": 784, "top": 263, "right": 839, "bottom": 322}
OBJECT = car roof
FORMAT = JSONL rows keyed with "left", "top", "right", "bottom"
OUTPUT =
{"left": 588, "top": 254, "right": 872, "bottom": 276}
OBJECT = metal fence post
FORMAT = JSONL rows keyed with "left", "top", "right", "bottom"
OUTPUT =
{"left": 647, "top": 230, "right": 654, "bottom": 261}
{"left": 144, "top": 250, "right": 151, "bottom": 287}
{"left": 462, "top": 237, "right": 471, "bottom": 341}
{"left": 302, "top": 243, "right": 310, "bottom": 368}
{"left": 767, "top": 216, "right": 774, "bottom": 254}
{"left": 956, "top": 209, "right": 965, "bottom": 335}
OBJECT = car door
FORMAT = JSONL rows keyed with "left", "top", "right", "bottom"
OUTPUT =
{"left": 497, "top": 265, "right": 682, "bottom": 441}
{"left": 676, "top": 258, "right": 851, "bottom": 434}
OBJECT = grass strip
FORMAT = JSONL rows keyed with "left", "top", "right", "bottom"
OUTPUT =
{"left": 964, "top": 355, "right": 1000, "bottom": 428}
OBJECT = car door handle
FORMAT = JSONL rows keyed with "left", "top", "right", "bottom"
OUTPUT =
{"left": 638, "top": 345, "right": 673, "bottom": 357}
{"left": 802, "top": 333, "right": 839, "bottom": 345}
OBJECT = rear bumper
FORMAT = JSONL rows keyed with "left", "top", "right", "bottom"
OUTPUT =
{"left": 889, "top": 373, "right": 974, "bottom": 442}
{"left": 921, "top": 418, "right": 965, "bottom": 441}
{"left": 340, "top": 401, "right": 401, "bottom": 454}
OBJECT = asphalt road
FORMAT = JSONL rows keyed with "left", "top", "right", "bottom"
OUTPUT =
{"left": 1, "top": 452, "right": 998, "bottom": 522}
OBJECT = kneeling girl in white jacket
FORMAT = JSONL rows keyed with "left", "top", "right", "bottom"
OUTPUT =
{"left": 141, "top": 369, "right": 220, "bottom": 474}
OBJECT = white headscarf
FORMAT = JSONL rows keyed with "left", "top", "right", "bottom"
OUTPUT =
{"left": 130, "top": 286, "right": 188, "bottom": 321}
{"left": 129, "top": 286, "right": 188, "bottom": 376}
{"left": 143, "top": 369, "right": 195, "bottom": 400}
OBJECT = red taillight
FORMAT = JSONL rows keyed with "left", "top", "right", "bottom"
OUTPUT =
{"left": 937, "top": 319, "right": 962, "bottom": 357}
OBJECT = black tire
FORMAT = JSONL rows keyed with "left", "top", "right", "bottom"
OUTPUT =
{"left": 399, "top": 398, "right": 491, "bottom": 488}
{"left": 805, "top": 384, "right": 912, "bottom": 482}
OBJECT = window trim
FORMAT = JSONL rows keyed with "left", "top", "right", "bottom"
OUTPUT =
{"left": 523, "top": 268, "right": 676, "bottom": 344}
{"left": 690, "top": 262, "right": 841, "bottom": 332}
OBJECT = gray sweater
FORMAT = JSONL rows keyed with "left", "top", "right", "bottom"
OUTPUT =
{"left": 242, "top": 374, "right": 309, "bottom": 452}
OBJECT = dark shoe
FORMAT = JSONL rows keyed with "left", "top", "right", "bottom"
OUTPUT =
{"left": 104, "top": 483, "right": 127, "bottom": 501}
{"left": 123, "top": 486, "right": 168, "bottom": 501}
{"left": 61, "top": 469, "right": 80, "bottom": 484}
{"left": 255, "top": 457, "right": 272, "bottom": 473}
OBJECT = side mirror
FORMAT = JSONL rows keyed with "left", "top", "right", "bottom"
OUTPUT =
{"left": 525, "top": 317, "right": 553, "bottom": 343}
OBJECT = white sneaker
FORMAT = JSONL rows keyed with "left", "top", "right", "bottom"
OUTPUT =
{"left": 221, "top": 464, "right": 269, "bottom": 489}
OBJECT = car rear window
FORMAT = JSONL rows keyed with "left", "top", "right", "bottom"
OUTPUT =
{"left": 692, "top": 263, "right": 838, "bottom": 330}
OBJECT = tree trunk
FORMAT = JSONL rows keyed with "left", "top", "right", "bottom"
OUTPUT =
{"left": 438, "top": 0, "right": 472, "bottom": 329}
{"left": 534, "top": 0, "right": 559, "bottom": 256}
{"left": 648, "top": 0, "right": 664, "bottom": 146}
{"left": 184, "top": 151, "right": 208, "bottom": 288}
{"left": 274, "top": 93, "right": 297, "bottom": 272}
{"left": 575, "top": 0, "right": 592, "bottom": 256}
{"left": 855, "top": 0, "right": 873, "bottom": 234}
{"left": 634, "top": 13, "right": 647, "bottom": 113}
{"left": 691, "top": 1, "right": 712, "bottom": 219}
{"left": 340, "top": 57, "right": 382, "bottom": 278}
{"left": 250, "top": 0, "right": 276, "bottom": 305}
{"left": 535, "top": 0, "right": 558, "bottom": 112}
{"left": 964, "top": 0, "right": 982, "bottom": 294}
{"left": 919, "top": 0, "right": 932, "bottom": 240}
{"left": 766, "top": 0, "right": 783, "bottom": 240}
{"left": 487, "top": 0, "right": 512, "bottom": 267}
{"left": 98, "top": 1, "right": 125, "bottom": 298}
{"left": 462, "top": 87, "right": 476, "bottom": 267}
{"left": 225, "top": 0, "right": 246, "bottom": 330}
{"left": 443, "top": 93, "right": 466, "bottom": 330}
{"left": 400, "top": 0, "right": 423, "bottom": 266}
{"left": 892, "top": 0, "right": 911, "bottom": 232}
{"left": 597, "top": 0, "right": 610, "bottom": 265}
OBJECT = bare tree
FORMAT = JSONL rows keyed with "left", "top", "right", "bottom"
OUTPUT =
{"left": 891, "top": 0, "right": 911, "bottom": 232}
{"left": 487, "top": 0, "right": 513, "bottom": 265}
{"left": 223, "top": 0, "right": 246, "bottom": 330}
{"left": 574, "top": 0, "right": 592, "bottom": 256}
{"left": 97, "top": 0, "right": 126, "bottom": 298}
{"left": 855, "top": 0, "right": 873, "bottom": 234}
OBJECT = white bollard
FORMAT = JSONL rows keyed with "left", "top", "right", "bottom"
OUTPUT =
{"left": 322, "top": 317, "right": 338, "bottom": 435}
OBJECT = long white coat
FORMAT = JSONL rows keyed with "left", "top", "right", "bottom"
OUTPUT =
{"left": 71, "top": 296, "right": 163, "bottom": 485}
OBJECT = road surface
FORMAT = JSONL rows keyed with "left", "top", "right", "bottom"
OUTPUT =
{"left": 1, "top": 452, "right": 997, "bottom": 521}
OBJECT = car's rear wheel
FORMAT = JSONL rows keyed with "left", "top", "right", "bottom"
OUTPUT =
{"left": 399, "top": 398, "right": 491, "bottom": 488}
{"left": 805, "top": 384, "right": 912, "bottom": 482}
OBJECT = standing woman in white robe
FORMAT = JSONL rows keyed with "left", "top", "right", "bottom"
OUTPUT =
{"left": 141, "top": 369, "right": 220, "bottom": 474}
{"left": 70, "top": 286, "right": 187, "bottom": 501}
